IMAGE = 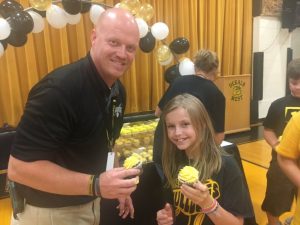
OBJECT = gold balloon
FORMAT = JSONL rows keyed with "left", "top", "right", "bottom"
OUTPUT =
{"left": 156, "top": 45, "right": 172, "bottom": 63}
{"left": 29, "top": 0, "right": 52, "bottom": 11}
{"left": 159, "top": 54, "right": 173, "bottom": 66}
{"left": 135, "top": 3, "right": 154, "bottom": 21}
{"left": 120, "top": 0, "right": 141, "bottom": 15}
{"left": 119, "top": 2, "right": 130, "bottom": 11}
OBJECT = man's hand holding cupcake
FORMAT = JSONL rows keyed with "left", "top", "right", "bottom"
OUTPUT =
{"left": 123, "top": 153, "right": 143, "bottom": 182}
{"left": 99, "top": 167, "right": 140, "bottom": 199}
{"left": 112, "top": 152, "right": 143, "bottom": 219}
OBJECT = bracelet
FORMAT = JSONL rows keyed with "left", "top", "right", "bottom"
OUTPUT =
{"left": 93, "top": 177, "right": 101, "bottom": 197}
{"left": 91, "top": 175, "right": 98, "bottom": 196}
{"left": 88, "top": 175, "right": 95, "bottom": 196}
{"left": 201, "top": 198, "right": 215, "bottom": 212}
{"left": 201, "top": 198, "right": 219, "bottom": 214}
{"left": 206, "top": 201, "right": 219, "bottom": 214}
{"left": 88, "top": 175, "right": 101, "bottom": 197}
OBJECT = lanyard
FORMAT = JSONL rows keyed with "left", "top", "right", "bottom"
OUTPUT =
{"left": 106, "top": 98, "right": 116, "bottom": 152}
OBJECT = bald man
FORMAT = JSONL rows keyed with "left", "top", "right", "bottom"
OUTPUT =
{"left": 8, "top": 8, "right": 140, "bottom": 225}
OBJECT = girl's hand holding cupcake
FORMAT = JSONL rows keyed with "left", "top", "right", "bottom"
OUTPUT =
{"left": 177, "top": 165, "right": 214, "bottom": 209}
{"left": 180, "top": 181, "right": 214, "bottom": 210}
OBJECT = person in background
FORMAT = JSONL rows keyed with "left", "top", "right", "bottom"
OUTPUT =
{"left": 153, "top": 49, "right": 225, "bottom": 170}
{"left": 7, "top": 8, "right": 140, "bottom": 225}
{"left": 261, "top": 58, "right": 300, "bottom": 225}
{"left": 156, "top": 94, "right": 253, "bottom": 225}
{"left": 277, "top": 111, "right": 300, "bottom": 225}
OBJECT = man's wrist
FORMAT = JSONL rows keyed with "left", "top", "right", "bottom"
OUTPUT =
{"left": 88, "top": 175, "right": 101, "bottom": 197}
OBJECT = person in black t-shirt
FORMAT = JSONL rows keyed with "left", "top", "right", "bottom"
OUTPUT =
{"left": 156, "top": 94, "right": 253, "bottom": 225}
{"left": 7, "top": 8, "right": 140, "bottom": 225}
{"left": 262, "top": 58, "right": 300, "bottom": 225}
{"left": 153, "top": 49, "right": 225, "bottom": 170}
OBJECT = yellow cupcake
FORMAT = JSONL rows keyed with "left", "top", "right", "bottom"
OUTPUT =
{"left": 123, "top": 153, "right": 143, "bottom": 169}
{"left": 178, "top": 166, "right": 199, "bottom": 185}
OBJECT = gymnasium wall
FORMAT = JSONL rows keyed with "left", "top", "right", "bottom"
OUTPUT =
{"left": 252, "top": 16, "right": 300, "bottom": 119}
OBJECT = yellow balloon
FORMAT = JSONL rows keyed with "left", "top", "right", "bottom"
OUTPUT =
{"left": 29, "top": 0, "right": 52, "bottom": 11}
{"left": 120, "top": 0, "right": 141, "bottom": 15}
{"left": 156, "top": 45, "right": 172, "bottom": 62}
{"left": 119, "top": 2, "right": 131, "bottom": 11}
{"left": 159, "top": 54, "right": 174, "bottom": 66}
{"left": 136, "top": 3, "right": 154, "bottom": 21}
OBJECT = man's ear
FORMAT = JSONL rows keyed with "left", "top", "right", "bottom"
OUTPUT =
{"left": 90, "top": 28, "right": 96, "bottom": 45}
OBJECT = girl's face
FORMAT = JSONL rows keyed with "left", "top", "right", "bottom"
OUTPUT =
{"left": 165, "top": 107, "right": 197, "bottom": 154}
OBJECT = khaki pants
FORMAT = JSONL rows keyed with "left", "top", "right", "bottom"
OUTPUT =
{"left": 15, "top": 198, "right": 100, "bottom": 225}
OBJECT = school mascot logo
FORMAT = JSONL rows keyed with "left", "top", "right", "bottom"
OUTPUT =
{"left": 229, "top": 79, "right": 245, "bottom": 101}
{"left": 173, "top": 179, "right": 220, "bottom": 225}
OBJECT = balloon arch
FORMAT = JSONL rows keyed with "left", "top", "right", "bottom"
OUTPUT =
{"left": 0, "top": 0, "right": 194, "bottom": 83}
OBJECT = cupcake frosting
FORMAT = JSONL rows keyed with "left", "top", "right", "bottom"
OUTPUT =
{"left": 178, "top": 166, "right": 199, "bottom": 184}
{"left": 123, "top": 153, "right": 143, "bottom": 169}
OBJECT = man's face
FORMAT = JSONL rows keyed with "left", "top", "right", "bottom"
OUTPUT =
{"left": 91, "top": 19, "right": 139, "bottom": 86}
{"left": 289, "top": 78, "right": 300, "bottom": 98}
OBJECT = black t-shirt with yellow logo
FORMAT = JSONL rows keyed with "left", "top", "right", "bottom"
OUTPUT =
{"left": 164, "top": 155, "right": 253, "bottom": 225}
{"left": 263, "top": 95, "right": 300, "bottom": 137}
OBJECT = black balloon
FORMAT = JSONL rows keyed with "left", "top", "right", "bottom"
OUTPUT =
{"left": 0, "top": 0, "right": 23, "bottom": 18}
{"left": 139, "top": 31, "right": 156, "bottom": 53}
{"left": 62, "top": 0, "right": 82, "bottom": 15}
{"left": 164, "top": 64, "right": 181, "bottom": 84}
{"left": 169, "top": 37, "right": 190, "bottom": 54}
{"left": 9, "top": 11, "right": 34, "bottom": 34}
{"left": 81, "top": 1, "right": 91, "bottom": 13}
{"left": 6, "top": 31, "right": 27, "bottom": 47}
{"left": 0, "top": 40, "right": 8, "bottom": 50}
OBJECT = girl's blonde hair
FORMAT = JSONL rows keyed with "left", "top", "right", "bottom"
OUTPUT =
{"left": 161, "top": 93, "right": 222, "bottom": 188}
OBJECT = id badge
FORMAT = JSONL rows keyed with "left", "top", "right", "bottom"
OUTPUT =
{"left": 106, "top": 152, "right": 115, "bottom": 171}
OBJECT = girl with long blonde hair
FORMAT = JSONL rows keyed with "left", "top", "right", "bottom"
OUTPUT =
{"left": 157, "top": 94, "right": 253, "bottom": 225}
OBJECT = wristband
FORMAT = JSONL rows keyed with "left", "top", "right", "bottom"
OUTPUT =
{"left": 94, "top": 177, "right": 101, "bottom": 197}
{"left": 201, "top": 198, "right": 215, "bottom": 211}
{"left": 88, "top": 175, "right": 95, "bottom": 196}
{"left": 201, "top": 198, "right": 219, "bottom": 214}
{"left": 91, "top": 175, "right": 97, "bottom": 196}
{"left": 88, "top": 175, "right": 101, "bottom": 197}
{"left": 205, "top": 201, "right": 219, "bottom": 214}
